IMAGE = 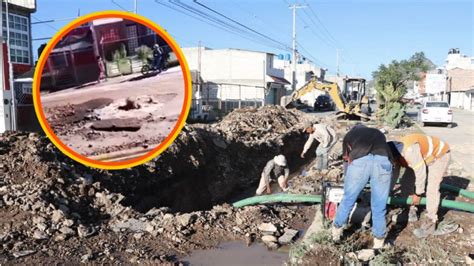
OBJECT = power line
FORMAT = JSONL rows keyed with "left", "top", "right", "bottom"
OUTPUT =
{"left": 301, "top": 0, "right": 360, "bottom": 76}
{"left": 303, "top": 0, "right": 340, "bottom": 47}
{"left": 297, "top": 10, "right": 337, "bottom": 49}
{"left": 110, "top": 0, "right": 132, "bottom": 12}
{"left": 297, "top": 41, "right": 333, "bottom": 69}
{"left": 193, "top": 0, "right": 291, "bottom": 50}
{"left": 155, "top": 0, "right": 266, "bottom": 49}
{"left": 229, "top": 0, "right": 292, "bottom": 36}
{"left": 31, "top": 15, "right": 59, "bottom": 31}
{"left": 157, "top": 0, "right": 291, "bottom": 52}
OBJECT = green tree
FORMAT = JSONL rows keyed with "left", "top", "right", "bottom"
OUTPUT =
{"left": 372, "top": 52, "right": 430, "bottom": 127}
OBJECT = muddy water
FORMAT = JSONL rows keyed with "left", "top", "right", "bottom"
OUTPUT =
{"left": 182, "top": 241, "right": 288, "bottom": 266}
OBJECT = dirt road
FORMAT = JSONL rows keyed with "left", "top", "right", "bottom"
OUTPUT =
{"left": 40, "top": 67, "right": 185, "bottom": 157}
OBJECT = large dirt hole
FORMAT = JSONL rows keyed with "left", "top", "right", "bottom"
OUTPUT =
{"left": 100, "top": 126, "right": 316, "bottom": 213}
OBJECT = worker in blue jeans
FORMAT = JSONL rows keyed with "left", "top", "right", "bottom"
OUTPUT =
{"left": 332, "top": 125, "right": 392, "bottom": 249}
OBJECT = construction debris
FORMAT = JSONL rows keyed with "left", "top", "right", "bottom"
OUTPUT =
{"left": 0, "top": 105, "right": 472, "bottom": 264}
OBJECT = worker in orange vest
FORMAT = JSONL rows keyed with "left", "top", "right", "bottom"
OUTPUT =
{"left": 388, "top": 133, "right": 450, "bottom": 238}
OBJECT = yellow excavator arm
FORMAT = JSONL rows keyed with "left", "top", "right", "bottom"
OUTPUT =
{"left": 287, "top": 78, "right": 346, "bottom": 112}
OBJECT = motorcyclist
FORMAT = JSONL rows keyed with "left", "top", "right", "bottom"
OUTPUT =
{"left": 152, "top": 44, "right": 162, "bottom": 70}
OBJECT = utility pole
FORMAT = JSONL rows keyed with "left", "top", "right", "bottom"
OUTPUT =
{"left": 289, "top": 3, "right": 306, "bottom": 91}
{"left": 197, "top": 40, "right": 202, "bottom": 116}
{"left": 336, "top": 49, "right": 340, "bottom": 77}
{"left": 5, "top": 0, "right": 16, "bottom": 130}
{"left": 133, "top": 0, "right": 137, "bottom": 13}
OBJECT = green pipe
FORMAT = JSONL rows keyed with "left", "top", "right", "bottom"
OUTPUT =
{"left": 232, "top": 194, "right": 321, "bottom": 208}
{"left": 440, "top": 183, "right": 474, "bottom": 200}
{"left": 232, "top": 194, "right": 474, "bottom": 213}
{"left": 395, "top": 178, "right": 474, "bottom": 200}
{"left": 387, "top": 196, "right": 474, "bottom": 212}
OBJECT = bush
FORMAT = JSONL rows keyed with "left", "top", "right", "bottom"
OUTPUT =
{"left": 135, "top": 45, "right": 152, "bottom": 63}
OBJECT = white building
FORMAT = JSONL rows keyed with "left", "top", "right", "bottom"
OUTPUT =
{"left": 182, "top": 47, "right": 290, "bottom": 116}
{"left": 447, "top": 68, "right": 474, "bottom": 111}
{"left": 273, "top": 58, "right": 326, "bottom": 107}
{"left": 445, "top": 48, "right": 474, "bottom": 70}
{"left": 1, "top": 0, "right": 36, "bottom": 133}
{"left": 424, "top": 68, "right": 447, "bottom": 101}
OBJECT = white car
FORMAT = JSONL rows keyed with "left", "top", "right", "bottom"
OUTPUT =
{"left": 418, "top": 101, "right": 453, "bottom": 127}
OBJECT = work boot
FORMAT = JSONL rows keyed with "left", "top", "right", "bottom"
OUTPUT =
{"left": 413, "top": 218, "right": 436, "bottom": 238}
{"left": 331, "top": 225, "right": 343, "bottom": 243}
{"left": 373, "top": 237, "right": 385, "bottom": 249}
{"left": 408, "top": 206, "right": 418, "bottom": 222}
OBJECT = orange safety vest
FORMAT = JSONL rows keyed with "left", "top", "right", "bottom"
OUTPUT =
{"left": 400, "top": 134, "right": 450, "bottom": 164}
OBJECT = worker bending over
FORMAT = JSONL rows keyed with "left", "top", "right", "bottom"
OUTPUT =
{"left": 332, "top": 125, "right": 392, "bottom": 249}
{"left": 300, "top": 122, "right": 337, "bottom": 170}
{"left": 388, "top": 133, "right": 451, "bottom": 238}
{"left": 256, "top": 155, "right": 289, "bottom": 195}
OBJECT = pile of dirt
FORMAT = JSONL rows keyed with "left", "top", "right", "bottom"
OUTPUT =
{"left": 0, "top": 106, "right": 321, "bottom": 263}
{"left": 4, "top": 105, "right": 469, "bottom": 264}
{"left": 216, "top": 106, "right": 307, "bottom": 145}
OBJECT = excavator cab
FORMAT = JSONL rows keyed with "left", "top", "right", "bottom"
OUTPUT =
{"left": 343, "top": 78, "right": 371, "bottom": 116}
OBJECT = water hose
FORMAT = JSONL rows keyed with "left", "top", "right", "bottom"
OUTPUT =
{"left": 440, "top": 183, "right": 474, "bottom": 200}
{"left": 232, "top": 194, "right": 321, "bottom": 208}
{"left": 387, "top": 196, "right": 474, "bottom": 212}
{"left": 232, "top": 194, "right": 474, "bottom": 213}
{"left": 394, "top": 178, "right": 474, "bottom": 200}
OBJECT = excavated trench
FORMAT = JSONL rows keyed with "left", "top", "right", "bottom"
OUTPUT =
{"left": 100, "top": 125, "right": 316, "bottom": 214}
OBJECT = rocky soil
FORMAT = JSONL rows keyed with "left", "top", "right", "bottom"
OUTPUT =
{"left": 0, "top": 105, "right": 472, "bottom": 264}
{"left": 0, "top": 106, "right": 323, "bottom": 263}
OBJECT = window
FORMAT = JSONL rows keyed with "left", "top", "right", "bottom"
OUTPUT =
{"left": 2, "top": 12, "right": 30, "bottom": 64}
{"left": 426, "top": 102, "right": 449, "bottom": 108}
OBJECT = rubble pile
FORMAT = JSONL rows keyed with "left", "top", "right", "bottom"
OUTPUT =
{"left": 215, "top": 106, "right": 310, "bottom": 145}
{"left": 0, "top": 106, "right": 320, "bottom": 262}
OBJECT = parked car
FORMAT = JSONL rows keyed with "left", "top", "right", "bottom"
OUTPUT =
{"left": 418, "top": 101, "right": 453, "bottom": 127}
{"left": 314, "top": 95, "right": 335, "bottom": 111}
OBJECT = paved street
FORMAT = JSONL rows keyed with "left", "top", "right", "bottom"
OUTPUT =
{"left": 408, "top": 107, "right": 474, "bottom": 179}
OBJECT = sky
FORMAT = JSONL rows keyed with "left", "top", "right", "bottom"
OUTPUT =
{"left": 32, "top": 0, "right": 473, "bottom": 78}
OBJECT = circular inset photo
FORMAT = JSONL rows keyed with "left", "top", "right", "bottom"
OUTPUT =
{"left": 33, "top": 11, "right": 191, "bottom": 169}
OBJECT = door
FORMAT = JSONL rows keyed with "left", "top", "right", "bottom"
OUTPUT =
{"left": 0, "top": 90, "right": 12, "bottom": 133}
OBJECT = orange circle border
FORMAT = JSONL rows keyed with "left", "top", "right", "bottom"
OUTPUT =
{"left": 33, "top": 11, "right": 192, "bottom": 170}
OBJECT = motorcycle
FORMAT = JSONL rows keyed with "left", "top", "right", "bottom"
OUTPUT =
{"left": 141, "top": 57, "right": 168, "bottom": 75}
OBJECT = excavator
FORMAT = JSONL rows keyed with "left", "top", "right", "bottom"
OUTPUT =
{"left": 281, "top": 77, "right": 372, "bottom": 121}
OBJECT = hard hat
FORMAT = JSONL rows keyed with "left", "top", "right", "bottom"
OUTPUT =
{"left": 274, "top": 155, "right": 287, "bottom": 167}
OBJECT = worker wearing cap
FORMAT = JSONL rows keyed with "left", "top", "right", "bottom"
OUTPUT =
{"left": 300, "top": 122, "right": 337, "bottom": 170}
{"left": 256, "top": 155, "right": 290, "bottom": 195}
{"left": 388, "top": 133, "right": 450, "bottom": 238}
{"left": 332, "top": 125, "right": 392, "bottom": 249}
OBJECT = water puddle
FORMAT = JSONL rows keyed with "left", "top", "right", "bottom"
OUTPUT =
{"left": 182, "top": 241, "right": 288, "bottom": 266}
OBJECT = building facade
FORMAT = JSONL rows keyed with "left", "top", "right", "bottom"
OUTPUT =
{"left": 273, "top": 58, "right": 326, "bottom": 107}
{"left": 183, "top": 47, "right": 290, "bottom": 116}
{"left": 1, "top": 0, "right": 35, "bottom": 76}
{"left": 41, "top": 18, "right": 163, "bottom": 90}
{"left": 447, "top": 68, "right": 474, "bottom": 111}
{"left": 445, "top": 48, "right": 474, "bottom": 70}
{"left": 1, "top": 0, "right": 36, "bottom": 132}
